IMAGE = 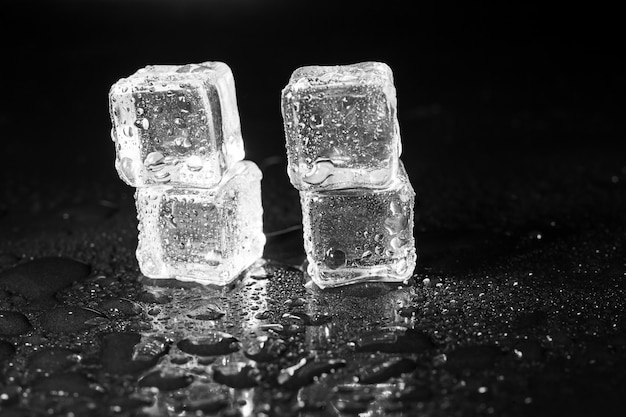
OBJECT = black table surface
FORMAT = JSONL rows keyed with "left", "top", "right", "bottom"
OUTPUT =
{"left": 0, "top": 1, "right": 624, "bottom": 416}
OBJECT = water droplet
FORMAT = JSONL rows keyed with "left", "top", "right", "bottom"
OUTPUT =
{"left": 132, "top": 335, "right": 169, "bottom": 362}
{"left": 177, "top": 332, "right": 240, "bottom": 356}
{"left": 302, "top": 159, "right": 335, "bottom": 185}
{"left": 324, "top": 247, "right": 346, "bottom": 269}
{"left": 186, "top": 155, "right": 203, "bottom": 171}
{"left": 134, "top": 118, "right": 149, "bottom": 130}
{"left": 186, "top": 303, "right": 225, "bottom": 320}
{"left": 144, "top": 151, "right": 165, "bottom": 171}
{"left": 212, "top": 363, "right": 260, "bottom": 388}
{"left": 138, "top": 369, "right": 193, "bottom": 391}
{"left": 119, "top": 157, "right": 136, "bottom": 183}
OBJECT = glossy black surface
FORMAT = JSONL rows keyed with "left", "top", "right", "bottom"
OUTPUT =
{"left": 0, "top": 1, "right": 623, "bottom": 416}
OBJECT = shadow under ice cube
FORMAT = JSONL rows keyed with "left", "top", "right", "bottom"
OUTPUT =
{"left": 135, "top": 161, "right": 265, "bottom": 285}
{"left": 281, "top": 62, "right": 401, "bottom": 191}
{"left": 109, "top": 62, "right": 244, "bottom": 187}
{"left": 301, "top": 162, "right": 416, "bottom": 288}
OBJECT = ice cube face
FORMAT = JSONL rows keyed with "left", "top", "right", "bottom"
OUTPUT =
{"left": 135, "top": 161, "right": 265, "bottom": 285}
{"left": 109, "top": 62, "right": 245, "bottom": 187}
{"left": 301, "top": 163, "right": 416, "bottom": 288}
{"left": 281, "top": 62, "right": 401, "bottom": 191}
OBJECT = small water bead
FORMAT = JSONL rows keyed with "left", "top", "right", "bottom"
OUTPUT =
{"left": 186, "top": 156, "right": 203, "bottom": 172}
{"left": 153, "top": 170, "right": 171, "bottom": 182}
{"left": 119, "top": 157, "right": 136, "bottom": 183}
{"left": 134, "top": 118, "right": 150, "bottom": 130}
{"left": 324, "top": 247, "right": 346, "bottom": 269}
{"left": 174, "top": 136, "right": 192, "bottom": 148}
{"left": 302, "top": 159, "right": 335, "bottom": 185}
{"left": 144, "top": 152, "right": 165, "bottom": 171}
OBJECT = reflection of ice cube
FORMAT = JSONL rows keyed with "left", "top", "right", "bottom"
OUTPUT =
{"left": 281, "top": 62, "right": 401, "bottom": 191}
{"left": 109, "top": 62, "right": 244, "bottom": 187}
{"left": 135, "top": 161, "right": 265, "bottom": 285}
{"left": 300, "top": 162, "right": 416, "bottom": 288}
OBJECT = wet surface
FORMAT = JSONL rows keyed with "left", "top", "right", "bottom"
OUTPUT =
{"left": 0, "top": 146, "right": 624, "bottom": 416}
{"left": 1, "top": 2, "right": 624, "bottom": 414}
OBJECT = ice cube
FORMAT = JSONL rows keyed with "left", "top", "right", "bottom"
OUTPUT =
{"left": 109, "top": 62, "right": 245, "bottom": 187}
{"left": 300, "top": 162, "right": 416, "bottom": 288}
{"left": 281, "top": 61, "right": 401, "bottom": 191}
{"left": 135, "top": 160, "right": 265, "bottom": 285}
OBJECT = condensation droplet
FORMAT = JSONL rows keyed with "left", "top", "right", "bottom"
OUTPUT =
{"left": 302, "top": 159, "right": 335, "bottom": 185}
{"left": 119, "top": 157, "right": 136, "bottom": 183}
{"left": 134, "top": 118, "right": 150, "bottom": 130}
{"left": 324, "top": 247, "right": 346, "bottom": 269}
{"left": 145, "top": 152, "right": 165, "bottom": 171}
{"left": 186, "top": 155, "right": 203, "bottom": 171}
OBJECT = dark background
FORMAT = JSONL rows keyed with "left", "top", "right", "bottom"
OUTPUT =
{"left": 0, "top": 3, "right": 625, "bottom": 415}
{"left": 0, "top": 0, "right": 623, "bottom": 186}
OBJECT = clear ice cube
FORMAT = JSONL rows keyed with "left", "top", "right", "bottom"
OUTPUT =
{"left": 281, "top": 61, "right": 401, "bottom": 191}
{"left": 109, "top": 62, "right": 245, "bottom": 187}
{"left": 300, "top": 162, "right": 416, "bottom": 288}
{"left": 135, "top": 160, "right": 265, "bottom": 285}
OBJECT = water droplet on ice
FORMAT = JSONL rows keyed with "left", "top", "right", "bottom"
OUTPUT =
{"left": 145, "top": 151, "right": 165, "bottom": 170}
{"left": 186, "top": 156, "right": 203, "bottom": 171}
{"left": 302, "top": 159, "right": 335, "bottom": 185}
{"left": 134, "top": 118, "right": 149, "bottom": 130}
{"left": 324, "top": 247, "right": 346, "bottom": 269}
{"left": 119, "top": 157, "right": 136, "bottom": 183}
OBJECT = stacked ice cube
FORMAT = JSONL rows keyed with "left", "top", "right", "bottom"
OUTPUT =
{"left": 109, "top": 62, "right": 265, "bottom": 284}
{"left": 281, "top": 62, "right": 416, "bottom": 288}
